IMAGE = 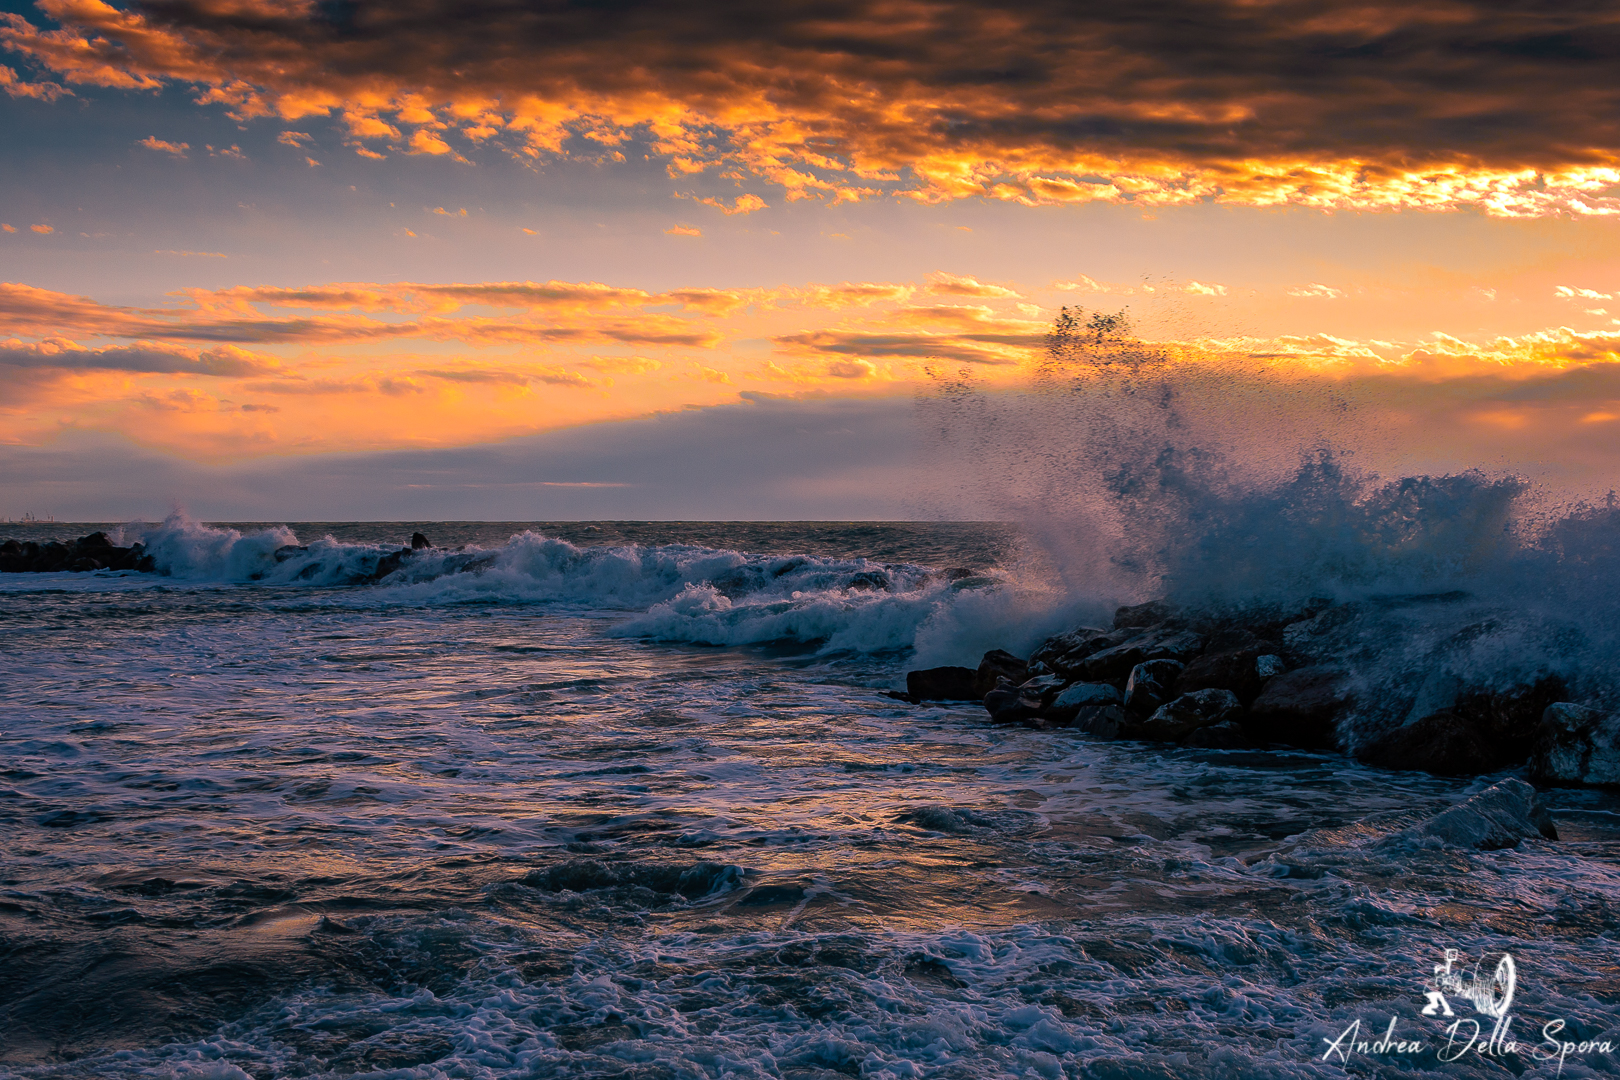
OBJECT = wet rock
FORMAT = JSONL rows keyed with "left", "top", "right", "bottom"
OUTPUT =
{"left": 1383, "top": 777, "right": 1556, "bottom": 850}
{"left": 1247, "top": 666, "right": 1354, "bottom": 749}
{"left": 1031, "top": 626, "right": 1127, "bottom": 675}
{"left": 1359, "top": 676, "right": 1568, "bottom": 776}
{"left": 1114, "top": 600, "right": 1175, "bottom": 629}
{"left": 983, "top": 677, "right": 1042, "bottom": 725}
{"left": 1137, "top": 689, "right": 1242, "bottom": 742}
{"left": 1072, "top": 705, "right": 1127, "bottom": 739}
{"left": 1183, "top": 720, "right": 1250, "bottom": 749}
{"left": 1046, "top": 682, "right": 1122, "bottom": 724}
{"left": 1171, "top": 643, "right": 1272, "bottom": 706}
{"left": 371, "top": 548, "right": 412, "bottom": 581}
{"left": 1359, "top": 711, "right": 1495, "bottom": 776}
{"left": 1123, "top": 659, "right": 1183, "bottom": 716}
{"left": 1256, "top": 654, "right": 1287, "bottom": 679}
{"left": 1074, "top": 628, "right": 1206, "bottom": 684}
{"left": 904, "top": 666, "right": 979, "bottom": 703}
{"left": 410, "top": 531, "right": 431, "bottom": 550}
{"left": 1017, "top": 673, "right": 1069, "bottom": 702}
{"left": 1529, "top": 703, "right": 1620, "bottom": 788}
{"left": 0, "top": 533, "right": 155, "bottom": 574}
{"left": 973, "top": 649, "right": 1029, "bottom": 698}
{"left": 273, "top": 544, "right": 310, "bottom": 562}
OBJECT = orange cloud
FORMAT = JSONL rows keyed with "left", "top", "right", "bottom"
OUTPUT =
{"left": 136, "top": 135, "right": 188, "bottom": 156}
{"left": 6, "top": 1, "right": 1620, "bottom": 214}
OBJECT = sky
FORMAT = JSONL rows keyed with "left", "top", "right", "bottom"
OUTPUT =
{"left": 3, "top": 0, "right": 1620, "bottom": 520}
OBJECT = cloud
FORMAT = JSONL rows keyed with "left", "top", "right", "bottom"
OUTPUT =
{"left": 30, "top": 224, "right": 53, "bottom": 234}
{"left": 0, "top": 338, "right": 277, "bottom": 376}
{"left": 7, "top": 1, "right": 1620, "bottom": 214}
{"left": 686, "top": 193, "right": 769, "bottom": 215}
{"left": 277, "top": 131, "right": 313, "bottom": 146}
{"left": 665, "top": 225, "right": 702, "bottom": 237}
{"left": 0, "top": 63, "right": 68, "bottom": 100}
{"left": 136, "top": 136, "right": 189, "bottom": 156}
{"left": 1288, "top": 283, "right": 1346, "bottom": 299}
{"left": 927, "top": 272, "right": 1023, "bottom": 299}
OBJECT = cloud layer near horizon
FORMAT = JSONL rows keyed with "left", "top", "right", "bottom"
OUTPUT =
{"left": 5, "top": 0, "right": 1620, "bottom": 214}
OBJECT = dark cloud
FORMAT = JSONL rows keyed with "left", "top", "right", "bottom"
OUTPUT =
{"left": 0, "top": 340, "right": 273, "bottom": 375}
{"left": 0, "top": 394, "right": 920, "bottom": 520}
{"left": 5, "top": 1, "right": 1619, "bottom": 210}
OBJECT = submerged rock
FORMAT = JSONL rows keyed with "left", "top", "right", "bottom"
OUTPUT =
{"left": 1382, "top": 777, "right": 1557, "bottom": 850}
{"left": 1137, "top": 688, "right": 1242, "bottom": 742}
{"left": 1183, "top": 720, "right": 1250, "bottom": 749}
{"left": 1529, "top": 703, "right": 1620, "bottom": 787}
{"left": 904, "top": 666, "right": 979, "bottom": 703}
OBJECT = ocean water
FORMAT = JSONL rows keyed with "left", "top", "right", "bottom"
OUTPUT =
{"left": 4, "top": 512, "right": 1620, "bottom": 1080}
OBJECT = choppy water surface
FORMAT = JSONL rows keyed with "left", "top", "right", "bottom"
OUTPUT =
{"left": 3, "top": 520, "right": 1620, "bottom": 1079}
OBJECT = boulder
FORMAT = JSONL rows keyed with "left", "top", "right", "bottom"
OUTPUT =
{"left": 1046, "top": 682, "right": 1122, "bottom": 724}
{"left": 905, "top": 666, "right": 979, "bottom": 703}
{"left": 1072, "top": 705, "right": 1127, "bottom": 738}
{"left": 1137, "top": 688, "right": 1242, "bottom": 742}
{"left": 410, "top": 531, "right": 431, "bottom": 550}
{"left": 1074, "top": 628, "right": 1206, "bottom": 684}
{"left": 1032, "top": 627, "right": 1129, "bottom": 675}
{"left": 1171, "top": 644, "right": 1273, "bottom": 706}
{"left": 1359, "top": 676, "right": 1569, "bottom": 776}
{"left": 1247, "top": 666, "right": 1353, "bottom": 749}
{"left": 1358, "top": 711, "right": 1495, "bottom": 776}
{"left": 0, "top": 533, "right": 154, "bottom": 574}
{"left": 983, "top": 677, "right": 1042, "bottom": 725}
{"left": 1114, "top": 600, "right": 1175, "bottom": 629}
{"left": 973, "top": 650, "right": 1029, "bottom": 698}
{"left": 1382, "top": 777, "right": 1557, "bottom": 850}
{"left": 1123, "top": 659, "right": 1183, "bottom": 716}
{"left": 1529, "top": 703, "right": 1620, "bottom": 788}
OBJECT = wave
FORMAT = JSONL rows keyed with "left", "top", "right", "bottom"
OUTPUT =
{"left": 102, "top": 513, "right": 1087, "bottom": 656}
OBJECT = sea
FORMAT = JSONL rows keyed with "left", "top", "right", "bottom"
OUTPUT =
{"left": 3, "top": 507, "right": 1620, "bottom": 1079}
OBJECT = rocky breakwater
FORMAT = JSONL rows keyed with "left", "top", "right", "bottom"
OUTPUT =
{"left": 904, "top": 596, "right": 1619, "bottom": 785}
{"left": 0, "top": 532, "right": 154, "bottom": 573}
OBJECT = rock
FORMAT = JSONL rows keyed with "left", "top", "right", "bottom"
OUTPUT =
{"left": 410, "top": 531, "right": 431, "bottom": 550}
{"left": 1183, "top": 720, "right": 1250, "bottom": 749}
{"left": 1256, "top": 654, "right": 1287, "bottom": 679}
{"left": 1072, "top": 705, "right": 1127, "bottom": 738}
{"left": 1384, "top": 778, "right": 1556, "bottom": 850}
{"left": 1017, "top": 673, "right": 1068, "bottom": 700}
{"left": 1359, "top": 676, "right": 1569, "bottom": 776}
{"left": 1114, "top": 600, "right": 1175, "bottom": 629}
{"left": 1138, "top": 689, "right": 1242, "bottom": 742}
{"left": 371, "top": 548, "right": 413, "bottom": 581}
{"left": 1247, "top": 666, "right": 1354, "bottom": 749}
{"left": 1123, "top": 659, "right": 1183, "bottom": 716}
{"left": 983, "top": 677, "right": 1042, "bottom": 725}
{"left": 0, "top": 533, "right": 155, "bottom": 574}
{"left": 904, "top": 666, "right": 979, "bottom": 703}
{"left": 1046, "top": 682, "right": 1123, "bottom": 724}
{"left": 1030, "top": 626, "right": 1122, "bottom": 672}
{"left": 974, "top": 650, "right": 1029, "bottom": 698}
{"left": 1074, "top": 628, "right": 1206, "bottom": 684}
{"left": 1529, "top": 703, "right": 1620, "bottom": 787}
{"left": 1358, "top": 711, "right": 1496, "bottom": 776}
{"left": 1171, "top": 644, "right": 1274, "bottom": 706}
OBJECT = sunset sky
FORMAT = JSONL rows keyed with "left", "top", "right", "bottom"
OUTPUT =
{"left": 4, "top": 0, "right": 1620, "bottom": 519}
